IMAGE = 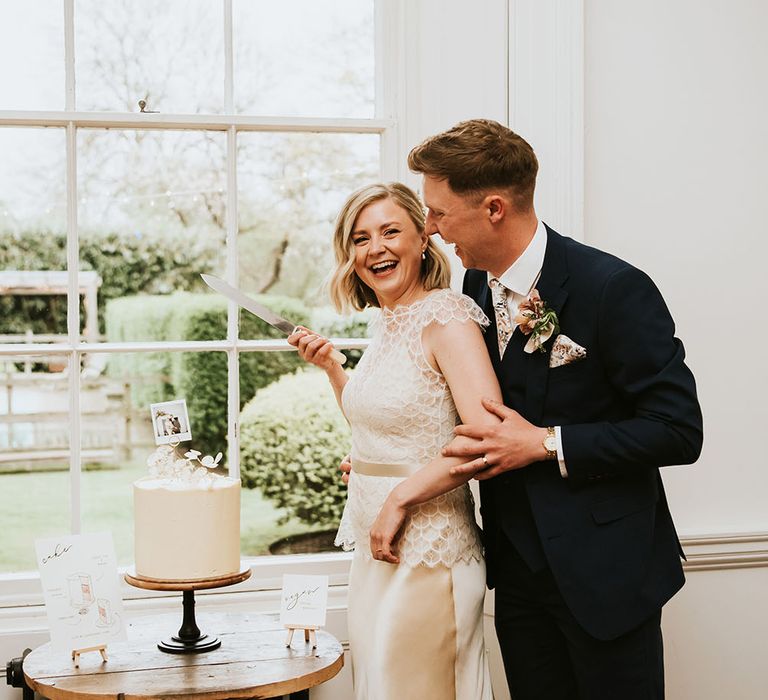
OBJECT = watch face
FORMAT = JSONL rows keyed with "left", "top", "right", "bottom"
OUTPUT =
{"left": 544, "top": 436, "right": 557, "bottom": 452}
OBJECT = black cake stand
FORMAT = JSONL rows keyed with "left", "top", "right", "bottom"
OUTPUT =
{"left": 124, "top": 565, "right": 251, "bottom": 654}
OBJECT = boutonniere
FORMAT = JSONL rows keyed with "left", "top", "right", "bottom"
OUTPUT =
{"left": 513, "top": 289, "right": 560, "bottom": 354}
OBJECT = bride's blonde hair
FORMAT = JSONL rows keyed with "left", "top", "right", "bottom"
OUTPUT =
{"left": 328, "top": 182, "right": 450, "bottom": 313}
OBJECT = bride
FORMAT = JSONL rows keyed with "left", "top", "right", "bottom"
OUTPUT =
{"left": 289, "top": 182, "right": 501, "bottom": 699}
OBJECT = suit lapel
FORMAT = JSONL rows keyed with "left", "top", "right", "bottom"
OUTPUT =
{"left": 522, "top": 227, "right": 570, "bottom": 425}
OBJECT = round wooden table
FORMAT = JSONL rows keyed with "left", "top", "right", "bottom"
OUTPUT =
{"left": 23, "top": 611, "right": 344, "bottom": 700}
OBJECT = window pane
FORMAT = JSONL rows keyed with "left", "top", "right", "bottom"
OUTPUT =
{"left": 234, "top": 0, "right": 375, "bottom": 118}
{"left": 0, "top": 127, "right": 67, "bottom": 348}
{"left": 0, "top": 356, "right": 70, "bottom": 574}
{"left": 75, "top": 0, "right": 224, "bottom": 113}
{"left": 0, "top": 2, "right": 64, "bottom": 110}
{"left": 0, "top": 128, "right": 66, "bottom": 233}
{"left": 236, "top": 131, "right": 379, "bottom": 337}
{"left": 78, "top": 129, "right": 227, "bottom": 343}
{"left": 80, "top": 350, "right": 317, "bottom": 565}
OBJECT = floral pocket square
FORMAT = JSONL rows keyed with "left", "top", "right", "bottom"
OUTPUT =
{"left": 549, "top": 334, "right": 587, "bottom": 368}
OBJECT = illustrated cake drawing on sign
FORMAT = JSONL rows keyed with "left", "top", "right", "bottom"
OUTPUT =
{"left": 133, "top": 446, "right": 241, "bottom": 582}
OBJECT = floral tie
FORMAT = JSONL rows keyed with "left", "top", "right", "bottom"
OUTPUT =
{"left": 489, "top": 277, "right": 513, "bottom": 357}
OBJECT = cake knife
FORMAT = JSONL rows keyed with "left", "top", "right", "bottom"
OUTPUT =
{"left": 200, "top": 273, "right": 347, "bottom": 365}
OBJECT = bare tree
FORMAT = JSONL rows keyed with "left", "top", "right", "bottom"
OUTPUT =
{"left": 18, "top": 1, "right": 376, "bottom": 301}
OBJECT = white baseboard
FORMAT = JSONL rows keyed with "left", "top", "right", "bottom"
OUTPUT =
{"left": 681, "top": 532, "right": 768, "bottom": 571}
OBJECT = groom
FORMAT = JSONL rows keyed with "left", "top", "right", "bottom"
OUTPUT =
{"left": 405, "top": 119, "right": 703, "bottom": 699}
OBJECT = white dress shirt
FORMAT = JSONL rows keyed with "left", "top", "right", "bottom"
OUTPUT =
{"left": 486, "top": 220, "right": 569, "bottom": 478}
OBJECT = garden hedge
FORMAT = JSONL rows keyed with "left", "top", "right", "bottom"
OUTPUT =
{"left": 239, "top": 369, "right": 350, "bottom": 527}
{"left": 0, "top": 229, "right": 217, "bottom": 336}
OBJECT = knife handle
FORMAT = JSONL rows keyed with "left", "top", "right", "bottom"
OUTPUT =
{"left": 329, "top": 348, "right": 347, "bottom": 366}
{"left": 290, "top": 326, "right": 347, "bottom": 366}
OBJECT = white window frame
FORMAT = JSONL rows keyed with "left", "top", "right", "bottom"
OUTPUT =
{"left": 0, "top": 0, "right": 408, "bottom": 606}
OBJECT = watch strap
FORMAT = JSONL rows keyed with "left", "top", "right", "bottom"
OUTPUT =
{"left": 543, "top": 426, "right": 558, "bottom": 460}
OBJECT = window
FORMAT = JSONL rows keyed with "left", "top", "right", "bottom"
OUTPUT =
{"left": 0, "top": 0, "right": 398, "bottom": 582}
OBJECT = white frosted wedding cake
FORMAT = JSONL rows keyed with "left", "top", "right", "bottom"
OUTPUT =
{"left": 133, "top": 446, "right": 241, "bottom": 581}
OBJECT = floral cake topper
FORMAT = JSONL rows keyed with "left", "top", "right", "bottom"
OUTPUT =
{"left": 146, "top": 444, "right": 224, "bottom": 484}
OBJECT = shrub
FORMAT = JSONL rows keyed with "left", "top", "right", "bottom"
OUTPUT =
{"left": 105, "top": 292, "right": 309, "bottom": 458}
{"left": 239, "top": 369, "right": 350, "bottom": 527}
{"left": 103, "top": 295, "right": 178, "bottom": 407}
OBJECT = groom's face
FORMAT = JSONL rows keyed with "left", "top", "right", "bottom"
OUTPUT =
{"left": 422, "top": 176, "right": 488, "bottom": 269}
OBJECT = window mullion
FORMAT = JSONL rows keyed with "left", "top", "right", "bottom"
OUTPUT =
{"left": 0, "top": 111, "right": 392, "bottom": 132}
{"left": 374, "top": 0, "right": 386, "bottom": 121}
{"left": 63, "top": 0, "right": 75, "bottom": 110}
{"left": 224, "top": 0, "right": 234, "bottom": 114}
{"left": 227, "top": 348, "right": 240, "bottom": 479}
{"left": 226, "top": 125, "right": 240, "bottom": 479}
{"left": 66, "top": 121, "right": 82, "bottom": 535}
{"left": 374, "top": 0, "right": 389, "bottom": 179}
{"left": 375, "top": 0, "right": 404, "bottom": 181}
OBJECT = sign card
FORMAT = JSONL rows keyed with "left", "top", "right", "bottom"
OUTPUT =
{"left": 280, "top": 574, "right": 329, "bottom": 629}
{"left": 35, "top": 532, "right": 126, "bottom": 653}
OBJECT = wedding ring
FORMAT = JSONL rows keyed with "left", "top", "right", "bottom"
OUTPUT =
{"left": 482, "top": 455, "right": 489, "bottom": 468}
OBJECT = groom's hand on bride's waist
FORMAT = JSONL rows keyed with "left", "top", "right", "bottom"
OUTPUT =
{"left": 444, "top": 398, "right": 548, "bottom": 480}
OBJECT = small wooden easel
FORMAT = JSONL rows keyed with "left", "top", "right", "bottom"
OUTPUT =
{"left": 285, "top": 626, "right": 318, "bottom": 649}
{"left": 71, "top": 644, "right": 108, "bottom": 667}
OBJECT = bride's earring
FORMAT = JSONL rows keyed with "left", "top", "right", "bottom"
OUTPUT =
{"left": 421, "top": 250, "right": 426, "bottom": 260}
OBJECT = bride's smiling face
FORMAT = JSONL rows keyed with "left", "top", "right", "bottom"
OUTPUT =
{"left": 351, "top": 197, "right": 428, "bottom": 308}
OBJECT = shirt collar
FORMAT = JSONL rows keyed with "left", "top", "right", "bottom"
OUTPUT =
{"left": 487, "top": 220, "right": 547, "bottom": 296}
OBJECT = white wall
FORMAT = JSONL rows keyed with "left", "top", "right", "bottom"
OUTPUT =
{"left": 399, "top": 0, "right": 509, "bottom": 161}
{"left": 664, "top": 538, "right": 768, "bottom": 699}
{"left": 581, "top": 2, "right": 768, "bottom": 697}
{"left": 512, "top": 0, "right": 768, "bottom": 539}
{"left": 583, "top": 0, "right": 768, "bottom": 537}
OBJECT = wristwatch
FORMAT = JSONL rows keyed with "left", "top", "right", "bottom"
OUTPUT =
{"left": 542, "top": 426, "right": 558, "bottom": 460}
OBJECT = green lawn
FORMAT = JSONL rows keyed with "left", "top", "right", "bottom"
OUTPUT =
{"left": 0, "top": 463, "right": 324, "bottom": 574}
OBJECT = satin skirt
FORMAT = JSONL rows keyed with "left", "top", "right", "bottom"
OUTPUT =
{"left": 346, "top": 554, "right": 492, "bottom": 700}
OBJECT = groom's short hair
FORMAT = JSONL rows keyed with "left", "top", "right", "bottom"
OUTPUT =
{"left": 408, "top": 119, "right": 538, "bottom": 211}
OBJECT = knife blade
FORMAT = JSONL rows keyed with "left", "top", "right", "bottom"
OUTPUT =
{"left": 201, "top": 274, "right": 346, "bottom": 365}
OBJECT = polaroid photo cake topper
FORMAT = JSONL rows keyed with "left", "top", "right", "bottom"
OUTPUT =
{"left": 150, "top": 399, "right": 192, "bottom": 445}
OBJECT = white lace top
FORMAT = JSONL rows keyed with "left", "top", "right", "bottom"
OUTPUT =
{"left": 335, "top": 288, "right": 490, "bottom": 567}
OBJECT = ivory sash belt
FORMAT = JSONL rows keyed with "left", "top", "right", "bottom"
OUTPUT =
{"left": 351, "top": 458, "right": 419, "bottom": 478}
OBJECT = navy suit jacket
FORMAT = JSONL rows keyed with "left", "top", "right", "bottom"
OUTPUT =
{"left": 463, "top": 226, "right": 703, "bottom": 641}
